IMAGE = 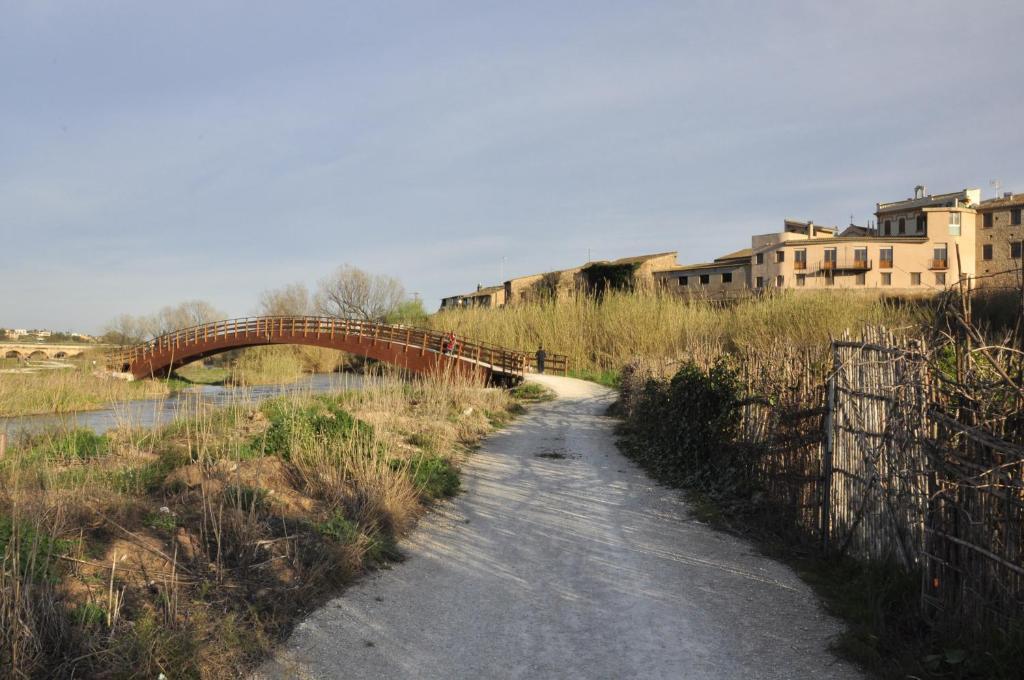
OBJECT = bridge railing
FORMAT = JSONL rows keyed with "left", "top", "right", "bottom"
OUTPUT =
{"left": 106, "top": 316, "right": 569, "bottom": 378}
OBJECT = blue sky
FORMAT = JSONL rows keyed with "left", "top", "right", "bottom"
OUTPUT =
{"left": 2, "top": 0, "right": 1022, "bottom": 332}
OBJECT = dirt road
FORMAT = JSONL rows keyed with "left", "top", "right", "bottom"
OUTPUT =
{"left": 258, "top": 375, "right": 862, "bottom": 679}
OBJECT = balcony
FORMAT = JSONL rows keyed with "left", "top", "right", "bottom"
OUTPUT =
{"left": 930, "top": 258, "right": 948, "bottom": 270}
{"left": 819, "top": 259, "right": 872, "bottom": 272}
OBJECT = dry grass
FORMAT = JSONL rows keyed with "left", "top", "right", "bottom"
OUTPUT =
{"left": 432, "top": 290, "right": 928, "bottom": 375}
{"left": 227, "top": 346, "right": 349, "bottom": 386}
{"left": 0, "top": 366, "right": 170, "bottom": 417}
{"left": 0, "top": 370, "right": 517, "bottom": 679}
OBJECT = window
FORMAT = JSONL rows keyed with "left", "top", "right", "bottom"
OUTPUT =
{"left": 824, "top": 248, "right": 837, "bottom": 270}
{"left": 796, "top": 274, "right": 806, "bottom": 287}
{"left": 884, "top": 219, "right": 891, "bottom": 235}
{"left": 776, "top": 275, "right": 784, "bottom": 287}
{"left": 984, "top": 212, "right": 993, "bottom": 228}
{"left": 678, "top": 276, "right": 688, "bottom": 286}
{"left": 1012, "top": 241, "right": 1023, "bottom": 259}
{"left": 755, "top": 253, "right": 764, "bottom": 265}
{"left": 879, "top": 247, "right": 893, "bottom": 268}
{"left": 933, "top": 244, "right": 947, "bottom": 269}
{"left": 825, "top": 273, "right": 835, "bottom": 286}
{"left": 722, "top": 272, "right": 732, "bottom": 284}
{"left": 1012, "top": 208, "right": 1022, "bottom": 226}
{"left": 881, "top": 272, "right": 892, "bottom": 286}
{"left": 935, "top": 272, "right": 946, "bottom": 285}
{"left": 949, "top": 212, "right": 961, "bottom": 236}
{"left": 776, "top": 251, "right": 785, "bottom": 263}
{"left": 699, "top": 274, "right": 710, "bottom": 285}
{"left": 854, "top": 247, "right": 868, "bottom": 266}
{"left": 983, "top": 244, "right": 993, "bottom": 260}
{"left": 916, "top": 214, "right": 926, "bottom": 233}
{"left": 910, "top": 272, "right": 921, "bottom": 286}
{"left": 898, "top": 218, "right": 906, "bottom": 234}
{"left": 794, "top": 249, "right": 807, "bottom": 269}
{"left": 855, "top": 272, "right": 866, "bottom": 286}
{"left": 755, "top": 276, "right": 764, "bottom": 288}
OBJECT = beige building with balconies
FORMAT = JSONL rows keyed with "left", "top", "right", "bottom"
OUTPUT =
{"left": 744, "top": 187, "right": 978, "bottom": 292}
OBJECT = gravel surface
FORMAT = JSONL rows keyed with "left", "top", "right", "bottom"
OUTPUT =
{"left": 257, "top": 375, "right": 864, "bottom": 679}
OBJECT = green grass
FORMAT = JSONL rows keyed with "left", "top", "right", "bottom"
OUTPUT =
{"left": 393, "top": 455, "right": 461, "bottom": 499}
{"left": 510, "top": 382, "right": 556, "bottom": 401}
{"left": 315, "top": 512, "right": 360, "bottom": 544}
{"left": 568, "top": 367, "right": 621, "bottom": 388}
{"left": 254, "top": 395, "right": 374, "bottom": 460}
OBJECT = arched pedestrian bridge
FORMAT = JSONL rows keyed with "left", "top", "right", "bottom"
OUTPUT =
{"left": 105, "top": 316, "right": 566, "bottom": 383}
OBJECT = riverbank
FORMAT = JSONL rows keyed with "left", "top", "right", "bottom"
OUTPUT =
{"left": 0, "top": 372, "right": 533, "bottom": 678}
{"left": 0, "top": 346, "right": 352, "bottom": 418}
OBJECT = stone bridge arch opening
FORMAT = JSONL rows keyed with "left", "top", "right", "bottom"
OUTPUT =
{"left": 5, "top": 350, "right": 22, "bottom": 359}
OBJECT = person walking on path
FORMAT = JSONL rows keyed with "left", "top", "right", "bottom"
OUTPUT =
{"left": 535, "top": 345, "right": 546, "bottom": 373}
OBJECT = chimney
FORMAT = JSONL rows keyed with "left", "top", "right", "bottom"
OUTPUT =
{"left": 807, "top": 220, "right": 814, "bottom": 237}
{"left": 914, "top": 185, "right": 926, "bottom": 200}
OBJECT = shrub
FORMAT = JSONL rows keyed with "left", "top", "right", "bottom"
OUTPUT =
{"left": 624, "top": 360, "right": 741, "bottom": 486}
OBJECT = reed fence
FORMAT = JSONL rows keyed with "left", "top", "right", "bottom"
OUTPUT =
{"left": 736, "top": 327, "right": 1023, "bottom": 633}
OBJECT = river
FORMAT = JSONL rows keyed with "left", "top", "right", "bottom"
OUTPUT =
{"left": 0, "top": 372, "right": 365, "bottom": 436}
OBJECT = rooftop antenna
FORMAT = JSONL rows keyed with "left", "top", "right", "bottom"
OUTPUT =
{"left": 991, "top": 179, "right": 1002, "bottom": 199}
{"left": 587, "top": 248, "right": 591, "bottom": 263}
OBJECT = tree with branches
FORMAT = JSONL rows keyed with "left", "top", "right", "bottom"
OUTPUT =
{"left": 315, "top": 265, "right": 406, "bottom": 321}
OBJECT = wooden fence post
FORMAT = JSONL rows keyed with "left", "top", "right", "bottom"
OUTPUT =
{"left": 821, "top": 345, "right": 837, "bottom": 554}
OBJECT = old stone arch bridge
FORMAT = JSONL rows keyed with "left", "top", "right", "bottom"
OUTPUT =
{"left": 2, "top": 343, "right": 93, "bottom": 360}
{"left": 105, "top": 316, "right": 567, "bottom": 384}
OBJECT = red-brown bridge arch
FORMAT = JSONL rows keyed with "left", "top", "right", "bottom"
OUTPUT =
{"left": 105, "top": 316, "right": 564, "bottom": 383}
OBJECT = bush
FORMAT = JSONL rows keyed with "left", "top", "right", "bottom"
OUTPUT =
{"left": 623, "top": 360, "right": 741, "bottom": 486}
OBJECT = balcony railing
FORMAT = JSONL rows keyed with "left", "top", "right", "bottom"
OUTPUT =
{"left": 794, "top": 260, "right": 807, "bottom": 270}
{"left": 819, "top": 259, "right": 872, "bottom": 272}
{"left": 930, "top": 258, "right": 948, "bottom": 270}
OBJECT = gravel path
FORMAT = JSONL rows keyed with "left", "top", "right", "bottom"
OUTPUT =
{"left": 257, "top": 375, "right": 863, "bottom": 679}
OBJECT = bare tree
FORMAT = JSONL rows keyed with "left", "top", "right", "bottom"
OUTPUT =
{"left": 315, "top": 265, "right": 406, "bottom": 321}
{"left": 153, "top": 300, "right": 226, "bottom": 335}
{"left": 257, "top": 283, "right": 312, "bottom": 317}
{"left": 101, "top": 313, "right": 153, "bottom": 345}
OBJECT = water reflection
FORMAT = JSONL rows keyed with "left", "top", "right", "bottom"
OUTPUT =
{"left": 1, "top": 372, "right": 365, "bottom": 436}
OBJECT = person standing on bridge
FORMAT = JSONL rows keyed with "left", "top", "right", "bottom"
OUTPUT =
{"left": 535, "top": 345, "right": 546, "bottom": 374}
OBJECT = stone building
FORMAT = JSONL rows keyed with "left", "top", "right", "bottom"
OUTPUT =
{"left": 975, "top": 192, "right": 1024, "bottom": 290}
